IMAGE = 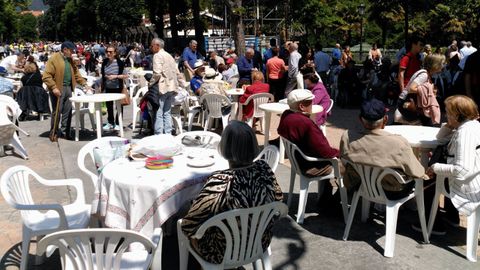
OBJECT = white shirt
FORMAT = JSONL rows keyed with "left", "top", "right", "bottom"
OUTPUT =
{"left": 432, "top": 120, "right": 480, "bottom": 215}
{"left": 0, "top": 55, "right": 18, "bottom": 72}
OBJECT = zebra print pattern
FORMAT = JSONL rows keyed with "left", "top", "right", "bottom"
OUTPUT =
{"left": 181, "top": 160, "right": 283, "bottom": 264}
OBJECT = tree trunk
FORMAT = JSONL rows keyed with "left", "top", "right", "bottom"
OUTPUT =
{"left": 226, "top": 0, "right": 245, "bottom": 56}
{"left": 169, "top": 0, "right": 179, "bottom": 49}
{"left": 192, "top": 0, "right": 205, "bottom": 55}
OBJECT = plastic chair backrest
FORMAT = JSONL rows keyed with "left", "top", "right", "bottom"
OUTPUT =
{"left": 343, "top": 160, "right": 408, "bottom": 202}
{"left": 326, "top": 99, "right": 334, "bottom": 114}
{"left": 254, "top": 145, "right": 280, "bottom": 172}
{"left": 193, "top": 202, "right": 288, "bottom": 268}
{"left": 244, "top": 93, "right": 274, "bottom": 118}
{"left": 77, "top": 137, "right": 128, "bottom": 188}
{"left": 1, "top": 166, "right": 43, "bottom": 222}
{"left": 0, "top": 95, "right": 21, "bottom": 123}
{"left": 200, "top": 94, "right": 231, "bottom": 118}
{"left": 134, "top": 86, "right": 148, "bottom": 100}
{"left": 281, "top": 137, "right": 306, "bottom": 175}
{"left": 37, "top": 229, "right": 157, "bottom": 270}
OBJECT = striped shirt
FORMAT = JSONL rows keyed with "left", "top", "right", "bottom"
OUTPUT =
{"left": 104, "top": 59, "right": 125, "bottom": 89}
{"left": 432, "top": 120, "right": 480, "bottom": 215}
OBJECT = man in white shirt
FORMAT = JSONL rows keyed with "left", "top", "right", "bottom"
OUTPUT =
{"left": 285, "top": 42, "right": 302, "bottom": 96}
{"left": 0, "top": 52, "right": 25, "bottom": 73}
{"left": 459, "top": 41, "right": 477, "bottom": 70}
{"left": 150, "top": 38, "right": 185, "bottom": 135}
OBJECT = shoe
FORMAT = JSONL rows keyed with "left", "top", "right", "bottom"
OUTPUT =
{"left": 102, "top": 123, "right": 113, "bottom": 131}
{"left": 113, "top": 125, "right": 121, "bottom": 131}
{"left": 412, "top": 221, "right": 446, "bottom": 236}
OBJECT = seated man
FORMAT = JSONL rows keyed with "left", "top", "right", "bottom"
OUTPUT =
{"left": 340, "top": 98, "right": 429, "bottom": 200}
{"left": 190, "top": 60, "right": 205, "bottom": 95}
{"left": 278, "top": 89, "right": 339, "bottom": 178}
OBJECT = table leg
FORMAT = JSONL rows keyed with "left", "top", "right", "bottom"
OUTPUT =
{"left": 420, "top": 149, "right": 431, "bottom": 168}
{"left": 263, "top": 111, "right": 271, "bottom": 146}
{"left": 116, "top": 101, "right": 124, "bottom": 138}
{"left": 74, "top": 103, "right": 80, "bottom": 141}
{"left": 95, "top": 103, "right": 102, "bottom": 139}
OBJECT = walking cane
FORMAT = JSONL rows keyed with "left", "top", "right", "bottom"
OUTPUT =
{"left": 49, "top": 96, "right": 61, "bottom": 142}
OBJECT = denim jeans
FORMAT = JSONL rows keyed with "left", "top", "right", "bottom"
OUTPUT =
{"left": 154, "top": 91, "right": 175, "bottom": 134}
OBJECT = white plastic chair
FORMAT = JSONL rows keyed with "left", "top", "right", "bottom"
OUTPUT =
{"left": 342, "top": 161, "right": 429, "bottom": 257}
{"left": 281, "top": 137, "right": 348, "bottom": 224}
{"left": 428, "top": 174, "right": 480, "bottom": 262}
{"left": 254, "top": 145, "right": 280, "bottom": 172}
{"left": 175, "top": 131, "right": 221, "bottom": 149}
{"left": 0, "top": 99, "right": 29, "bottom": 159}
{"left": 177, "top": 202, "right": 288, "bottom": 270}
{"left": 37, "top": 228, "right": 163, "bottom": 270}
{"left": 319, "top": 99, "right": 334, "bottom": 136}
{"left": 229, "top": 74, "right": 240, "bottom": 88}
{"left": 72, "top": 88, "right": 96, "bottom": 130}
{"left": 239, "top": 93, "right": 274, "bottom": 132}
{"left": 131, "top": 86, "right": 148, "bottom": 133}
{"left": 200, "top": 93, "right": 231, "bottom": 131}
{"left": 77, "top": 136, "right": 129, "bottom": 189}
{"left": 183, "top": 95, "right": 203, "bottom": 131}
{"left": 171, "top": 104, "right": 183, "bottom": 134}
{"left": 0, "top": 165, "right": 91, "bottom": 270}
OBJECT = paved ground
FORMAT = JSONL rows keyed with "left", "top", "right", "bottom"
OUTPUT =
{"left": 0, "top": 103, "right": 479, "bottom": 269}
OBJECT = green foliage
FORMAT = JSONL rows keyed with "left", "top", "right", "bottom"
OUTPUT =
{"left": 95, "top": 0, "right": 145, "bottom": 40}
{"left": 17, "top": 13, "right": 38, "bottom": 41}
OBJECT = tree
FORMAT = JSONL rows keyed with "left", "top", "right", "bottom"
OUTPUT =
{"left": 17, "top": 13, "right": 38, "bottom": 41}
{"left": 60, "top": 0, "right": 97, "bottom": 41}
{"left": 95, "top": 0, "right": 145, "bottom": 41}
{"left": 225, "top": 0, "right": 245, "bottom": 56}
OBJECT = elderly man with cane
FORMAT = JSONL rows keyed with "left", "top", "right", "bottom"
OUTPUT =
{"left": 43, "top": 41, "right": 92, "bottom": 141}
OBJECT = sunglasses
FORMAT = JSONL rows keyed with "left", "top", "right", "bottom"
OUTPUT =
{"left": 107, "top": 51, "right": 115, "bottom": 53}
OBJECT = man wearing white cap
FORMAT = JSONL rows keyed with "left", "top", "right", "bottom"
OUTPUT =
{"left": 190, "top": 60, "right": 205, "bottom": 95}
{"left": 278, "top": 89, "right": 339, "bottom": 178}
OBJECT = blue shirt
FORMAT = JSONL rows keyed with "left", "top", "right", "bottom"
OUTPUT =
{"left": 190, "top": 75, "right": 203, "bottom": 94}
{"left": 314, "top": 51, "right": 331, "bottom": 73}
{"left": 237, "top": 56, "right": 254, "bottom": 81}
{"left": 0, "top": 77, "right": 14, "bottom": 94}
{"left": 182, "top": 47, "right": 202, "bottom": 69}
{"left": 263, "top": 48, "right": 273, "bottom": 64}
{"left": 332, "top": 48, "right": 341, "bottom": 60}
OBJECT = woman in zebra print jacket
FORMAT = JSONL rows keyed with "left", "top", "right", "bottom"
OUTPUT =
{"left": 181, "top": 121, "right": 283, "bottom": 264}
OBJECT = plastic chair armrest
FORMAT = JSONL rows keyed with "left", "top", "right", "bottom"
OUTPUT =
{"left": 15, "top": 203, "right": 68, "bottom": 229}
{"left": 39, "top": 178, "right": 86, "bottom": 204}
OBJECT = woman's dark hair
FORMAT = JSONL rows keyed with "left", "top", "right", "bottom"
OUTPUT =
{"left": 303, "top": 73, "right": 319, "bottom": 84}
{"left": 272, "top": 47, "right": 279, "bottom": 57}
{"left": 219, "top": 120, "right": 259, "bottom": 165}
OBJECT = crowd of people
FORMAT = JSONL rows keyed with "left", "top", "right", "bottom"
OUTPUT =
{"left": 1, "top": 35, "right": 480, "bottom": 265}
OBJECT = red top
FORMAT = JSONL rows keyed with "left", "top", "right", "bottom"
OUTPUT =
{"left": 399, "top": 52, "right": 422, "bottom": 87}
{"left": 278, "top": 110, "right": 339, "bottom": 172}
{"left": 266, "top": 56, "right": 286, "bottom": 80}
{"left": 239, "top": 81, "right": 270, "bottom": 120}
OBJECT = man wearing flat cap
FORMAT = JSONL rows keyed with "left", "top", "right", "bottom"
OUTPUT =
{"left": 340, "top": 98, "right": 429, "bottom": 199}
{"left": 278, "top": 89, "right": 340, "bottom": 178}
{"left": 43, "top": 41, "right": 91, "bottom": 139}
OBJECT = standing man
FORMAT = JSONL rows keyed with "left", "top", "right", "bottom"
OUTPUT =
{"left": 237, "top": 48, "right": 256, "bottom": 86}
{"left": 43, "top": 41, "right": 90, "bottom": 140}
{"left": 150, "top": 38, "right": 185, "bottom": 134}
{"left": 285, "top": 42, "right": 302, "bottom": 96}
{"left": 313, "top": 43, "right": 331, "bottom": 84}
{"left": 331, "top": 43, "right": 342, "bottom": 66}
{"left": 398, "top": 35, "right": 424, "bottom": 94}
{"left": 182, "top": 40, "right": 203, "bottom": 81}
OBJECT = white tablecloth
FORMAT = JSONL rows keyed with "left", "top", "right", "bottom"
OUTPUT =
{"left": 91, "top": 148, "right": 229, "bottom": 238}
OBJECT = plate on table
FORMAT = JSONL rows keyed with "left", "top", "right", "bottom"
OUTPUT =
{"left": 187, "top": 157, "right": 215, "bottom": 168}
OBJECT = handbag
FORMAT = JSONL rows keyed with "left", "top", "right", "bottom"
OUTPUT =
{"left": 121, "top": 87, "right": 131, "bottom": 106}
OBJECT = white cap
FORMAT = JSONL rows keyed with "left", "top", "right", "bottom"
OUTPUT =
{"left": 204, "top": 67, "right": 219, "bottom": 79}
{"left": 193, "top": 60, "right": 204, "bottom": 70}
{"left": 287, "top": 89, "right": 314, "bottom": 109}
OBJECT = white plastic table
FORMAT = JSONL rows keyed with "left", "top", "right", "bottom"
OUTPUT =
{"left": 70, "top": 93, "right": 125, "bottom": 141}
{"left": 259, "top": 103, "right": 323, "bottom": 163}
{"left": 225, "top": 88, "right": 245, "bottom": 120}
{"left": 384, "top": 125, "right": 440, "bottom": 167}
{"left": 91, "top": 148, "right": 229, "bottom": 238}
